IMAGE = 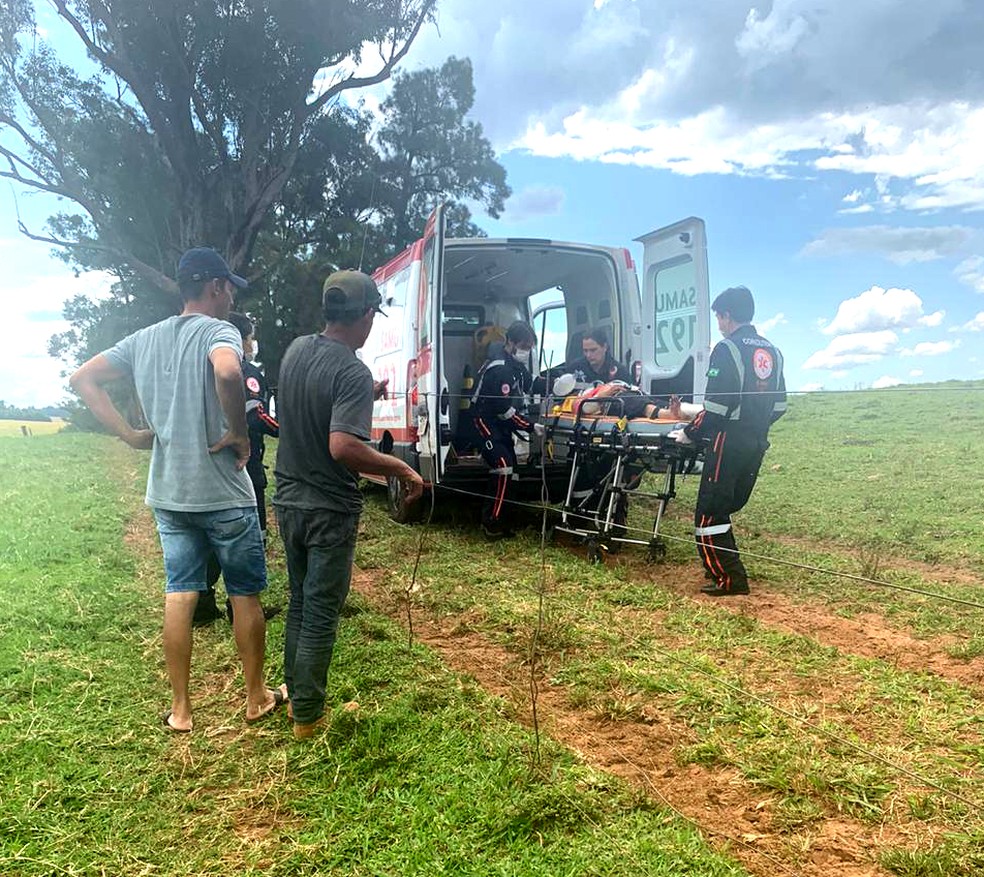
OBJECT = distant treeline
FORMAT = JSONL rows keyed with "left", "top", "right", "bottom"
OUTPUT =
{"left": 0, "top": 401, "right": 64, "bottom": 422}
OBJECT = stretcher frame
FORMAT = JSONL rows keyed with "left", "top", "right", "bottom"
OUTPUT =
{"left": 543, "top": 396, "right": 702, "bottom": 562}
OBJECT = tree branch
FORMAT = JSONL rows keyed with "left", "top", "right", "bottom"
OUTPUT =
{"left": 0, "top": 110, "right": 60, "bottom": 167}
{"left": 305, "top": 0, "right": 435, "bottom": 117}
{"left": 16, "top": 219, "right": 178, "bottom": 295}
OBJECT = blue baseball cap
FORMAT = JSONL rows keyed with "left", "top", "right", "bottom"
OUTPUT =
{"left": 177, "top": 247, "right": 248, "bottom": 289}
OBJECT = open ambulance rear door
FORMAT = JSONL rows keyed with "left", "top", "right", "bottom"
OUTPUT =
{"left": 415, "top": 204, "right": 449, "bottom": 483}
{"left": 635, "top": 218, "right": 711, "bottom": 401}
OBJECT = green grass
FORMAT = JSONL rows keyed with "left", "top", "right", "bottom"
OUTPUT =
{"left": 347, "top": 381, "right": 984, "bottom": 873}
{"left": 609, "top": 384, "right": 984, "bottom": 639}
{"left": 0, "top": 434, "right": 745, "bottom": 877}
{"left": 358, "top": 503, "right": 984, "bottom": 820}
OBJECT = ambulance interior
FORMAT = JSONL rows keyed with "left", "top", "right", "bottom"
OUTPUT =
{"left": 441, "top": 243, "right": 625, "bottom": 450}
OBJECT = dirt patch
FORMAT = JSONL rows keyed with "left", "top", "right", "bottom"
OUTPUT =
{"left": 354, "top": 568, "right": 926, "bottom": 877}
{"left": 620, "top": 557, "right": 984, "bottom": 696}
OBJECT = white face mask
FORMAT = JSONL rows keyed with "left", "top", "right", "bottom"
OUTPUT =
{"left": 510, "top": 348, "right": 530, "bottom": 364}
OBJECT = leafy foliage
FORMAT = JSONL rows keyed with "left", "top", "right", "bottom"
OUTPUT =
{"left": 0, "top": 3, "right": 512, "bottom": 389}
{"left": 0, "top": 399, "right": 51, "bottom": 420}
{"left": 0, "top": 0, "right": 436, "bottom": 288}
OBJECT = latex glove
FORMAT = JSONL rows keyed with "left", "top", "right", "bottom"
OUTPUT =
{"left": 667, "top": 428, "right": 694, "bottom": 446}
{"left": 498, "top": 406, "right": 517, "bottom": 420}
{"left": 532, "top": 423, "right": 545, "bottom": 437}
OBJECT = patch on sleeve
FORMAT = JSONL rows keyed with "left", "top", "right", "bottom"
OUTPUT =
{"left": 501, "top": 382, "right": 511, "bottom": 395}
{"left": 609, "top": 365, "right": 618, "bottom": 378}
{"left": 752, "top": 348, "right": 774, "bottom": 380}
{"left": 245, "top": 376, "right": 261, "bottom": 394}
{"left": 706, "top": 367, "right": 720, "bottom": 378}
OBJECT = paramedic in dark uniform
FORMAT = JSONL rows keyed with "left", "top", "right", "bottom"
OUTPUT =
{"left": 472, "top": 320, "right": 538, "bottom": 539}
{"left": 567, "top": 327, "right": 630, "bottom": 384}
{"left": 675, "top": 286, "right": 786, "bottom": 596}
{"left": 194, "top": 312, "right": 281, "bottom": 626}
{"left": 228, "top": 312, "right": 279, "bottom": 538}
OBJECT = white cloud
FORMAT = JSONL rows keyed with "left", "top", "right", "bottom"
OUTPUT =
{"left": 952, "top": 311, "right": 984, "bottom": 332}
{"left": 802, "top": 225, "right": 978, "bottom": 265}
{"left": 872, "top": 375, "right": 903, "bottom": 389}
{"left": 955, "top": 256, "right": 984, "bottom": 293}
{"left": 735, "top": 6, "right": 810, "bottom": 61}
{"left": 802, "top": 329, "right": 898, "bottom": 370}
{"left": 821, "top": 286, "right": 942, "bottom": 335}
{"left": 503, "top": 185, "right": 566, "bottom": 221}
{"left": 756, "top": 312, "right": 787, "bottom": 334}
{"left": 842, "top": 189, "right": 863, "bottom": 203}
{"left": 4, "top": 270, "right": 115, "bottom": 407}
{"left": 900, "top": 339, "right": 960, "bottom": 357}
{"left": 405, "top": 2, "right": 984, "bottom": 213}
{"left": 909, "top": 369, "right": 923, "bottom": 376}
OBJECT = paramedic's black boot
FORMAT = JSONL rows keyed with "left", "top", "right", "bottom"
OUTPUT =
{"left": 700, "top": 581, "right": 750, "bottom": 597}
{"left": 193, "top": 586, "right": 223, "bottom": 627}
{"left": 482, "top": 519, "right": 515, "bottom": 541}
{"left": 225, "top": 597, "right": 283, "bottom": 624}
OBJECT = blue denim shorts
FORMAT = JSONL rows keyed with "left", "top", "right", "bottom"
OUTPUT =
{"left": 153, "top": 507, "right": 267, "bottom": 596}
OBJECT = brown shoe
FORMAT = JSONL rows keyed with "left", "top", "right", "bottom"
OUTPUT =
{"left": 293, "top": 716, "right": 327, "bottom": 740}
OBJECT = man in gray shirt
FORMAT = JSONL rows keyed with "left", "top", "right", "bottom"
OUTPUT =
{"left": 274, "top": 270, "right": 423, "bottom": 739}
{"left": 71, "top": 247, "right": 285, "bottom": 733}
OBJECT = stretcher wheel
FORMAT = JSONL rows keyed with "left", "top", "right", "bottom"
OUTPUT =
{"left": 646, "top": 539, "right": 667, "bottom": 563}
{"left": 586, "top": 539, "right": 603, "bottom": 564}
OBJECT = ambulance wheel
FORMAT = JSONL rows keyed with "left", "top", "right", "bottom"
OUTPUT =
{"left": 387, "top": 474, "right": 422, "bottom": 524}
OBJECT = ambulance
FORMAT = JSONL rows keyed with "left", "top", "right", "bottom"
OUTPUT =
{"left": 360, "top": 205, "right": 711, "bottom": 521}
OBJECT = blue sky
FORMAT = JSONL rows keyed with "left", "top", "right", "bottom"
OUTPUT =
{"left": 4, "top": 0, "right": 984, "bottom": 406}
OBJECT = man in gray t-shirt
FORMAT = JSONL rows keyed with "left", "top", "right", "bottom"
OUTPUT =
{"left": 274, "top": 270, "right": 423, "bottom": 739}
{"left": 71, "top": 247, "right": 285, "bottom": 733}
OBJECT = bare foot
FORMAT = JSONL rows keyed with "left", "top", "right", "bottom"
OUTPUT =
{"left": 162, "top": 709, "right": 192, "bottom": 733}
{"left": 245, "top": 685, "right": 287, "bottom": 723}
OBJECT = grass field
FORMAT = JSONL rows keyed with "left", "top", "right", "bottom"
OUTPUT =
{"left": 1, "top": 384, "right": 982, "bottom": 876}
{"left": 0, "top": 418, "right": 67, "bottom": 436}
{"left": 0, "top": 434, "right": 743, "bottom": 877}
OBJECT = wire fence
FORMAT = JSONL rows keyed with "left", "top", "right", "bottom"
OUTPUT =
{"left": 370, "top": 473, "right": 983, "bottom": 870}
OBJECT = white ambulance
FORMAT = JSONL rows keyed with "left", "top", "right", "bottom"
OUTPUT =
{"left": 361, "top": 205, "right": 712, "bottom": 521}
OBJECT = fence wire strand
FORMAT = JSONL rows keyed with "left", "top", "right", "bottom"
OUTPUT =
{"left": 428, "top": 482, "right": 984, "bottom": 612}
{"left": 380, "top": 488, "right": 982, "bottom": 813}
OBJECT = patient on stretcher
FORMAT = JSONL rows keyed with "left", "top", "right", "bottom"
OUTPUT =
{"left": 560, "top": 380, "right": 686, "bottom": 421}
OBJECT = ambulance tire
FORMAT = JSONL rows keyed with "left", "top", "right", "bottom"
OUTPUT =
{"left": 387, "top": 474, "right": 423, "bottom": 524}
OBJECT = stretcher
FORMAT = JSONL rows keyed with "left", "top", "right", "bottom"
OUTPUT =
{"left": 542, "top": 395, "right": 703, "bottom": 562}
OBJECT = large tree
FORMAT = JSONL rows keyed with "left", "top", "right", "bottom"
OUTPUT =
{"left": 375, "top": 56, "right": 509, "bottom": 253}
{"left": 239, "top": 58, "right": 511, "bottom": 382}
{"left": 0, "top": 0, "right": 436, "bottom": 292}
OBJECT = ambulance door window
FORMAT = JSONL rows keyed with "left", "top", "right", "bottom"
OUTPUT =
{"left": 420, "top": 237, "right": 435, "bottom": 348}
{"left": 533, "top": 304, "right": 567, "bottom": 373}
